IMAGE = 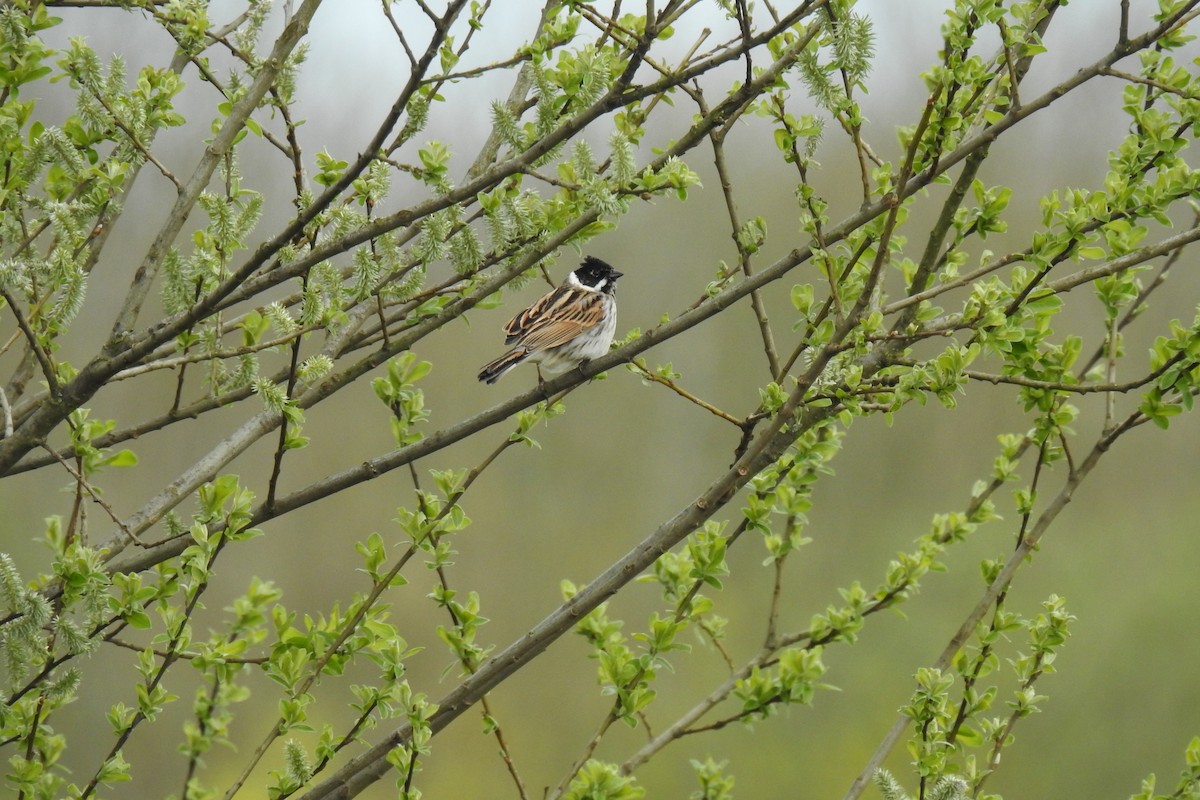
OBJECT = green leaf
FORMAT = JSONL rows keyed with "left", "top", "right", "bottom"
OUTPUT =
{"left": 102, "top": 449, "right": 138, "bottom": 468}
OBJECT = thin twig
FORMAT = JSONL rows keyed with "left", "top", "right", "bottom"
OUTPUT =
{"left": 381, "top": 0, "right": 418, "bottom": 68}
{"left": 83, "top": 84, "right": 182, "bottom": 190}
{"left": 703, "top": 87, "right": 781, "bottom": 376}
{"left": 628, "top": 359, "right": 745, "bottom": 426}
{"left": 958, "top": 365, "right": 1171, "bottom": 394}
{"left": 41, "top": 444, "right": 138, "bottom": 543}
{"left": 105, "top": 636, "right": 266, "bottom": 664}
{"left": 1, "top": 287, "right": 60, "bottom": 397}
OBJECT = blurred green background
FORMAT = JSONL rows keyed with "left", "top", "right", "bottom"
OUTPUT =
{"left": 2, "top": 1, "right": 1199, "bottom": 798}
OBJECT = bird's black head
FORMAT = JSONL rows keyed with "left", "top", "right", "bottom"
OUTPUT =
{"left": 572, "top": 256, "right": 624, "bottom": 293}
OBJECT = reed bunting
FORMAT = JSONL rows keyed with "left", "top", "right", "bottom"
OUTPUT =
{"left": 477, "top": 256, "right": 623, "bottom": 384}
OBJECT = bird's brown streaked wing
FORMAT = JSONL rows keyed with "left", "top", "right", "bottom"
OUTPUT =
{"left": 502, "top": 286, "right": 574, "bottom": 343}
{"left": 517, "top": 290, "right": 608, "bottom": 350}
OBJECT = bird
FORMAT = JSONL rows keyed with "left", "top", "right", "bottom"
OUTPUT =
{"left": 477, "top": 256, "right": 623, "bottom": 385}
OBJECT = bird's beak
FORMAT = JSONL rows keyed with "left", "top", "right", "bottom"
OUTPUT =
{"left": 612, "top": 270, "right": 624, "bottom": 279}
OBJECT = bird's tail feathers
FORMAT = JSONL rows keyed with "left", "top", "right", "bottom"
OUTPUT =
{"left": 477, "top": 348, "right": 528, "bottom": 384}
